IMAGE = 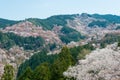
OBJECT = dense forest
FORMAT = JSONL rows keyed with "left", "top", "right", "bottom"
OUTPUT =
{"left": 0, "top": 13, "right": 120, "bottom": 80}
{"left": 17, "top": 44, "right": 94, "bottom": 80}
{"left": 1, "top": 14, "right": 120, "bottom": 29}
{"left": 27, "top": 15, "right": 85, "bottom": 43}
{"left": 0, "top": 32, "right": 45, "bottom": 50}
{"left": 0, "top": 18, "right": 20, "bottom": 28}
{"left": 92, "top": 14, "right": 120, "bottom": 23}
{"left": 88, "top": 20, "right": 108, "bottom": 28}
{"left": 27, "top": 15, "right": 75, "bottom": 30}
{"left": 60, "top": 26, "right": 85, "bottom": 43}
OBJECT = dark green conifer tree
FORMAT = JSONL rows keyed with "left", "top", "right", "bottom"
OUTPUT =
{"left": 18, "top": 67, "right": 33, "bottom": 80}
{"left": 32, "top": 63, "right": 51, "bottom": 80}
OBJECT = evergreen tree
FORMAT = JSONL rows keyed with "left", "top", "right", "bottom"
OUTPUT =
{"left": 59, "top": 46, "right": 75, "bottom": 66}
{"left": 51, "top": 46, "right": 75, "bottom": 80}
{"left": 51, "top": 59, "right": 68, "bottom": 80}
{"left": 32, "top": 63, "right": 51, "bottom": 80}
{"left": 1, "top": 65, "right": 14, "bottom": 80}
{"left": 18, "top": 67, "right": 33, "bottom": 80}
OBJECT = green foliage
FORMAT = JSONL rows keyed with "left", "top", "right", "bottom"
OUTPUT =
{"left": 18, "top": 67, "right": 33, "bottom": 80}
{"left": 27, "top": 16, "right": 85, "bottom": 44}
{"left": 60, "top": 26, "right": 76, "bottom": 34}
{"left": 17, "top": 44, "right": 94, "bottom": 80}
{"left": 51, "top": 46, "right": 75, "bottom": 80}
{"left": 51, "top": 59, "right": 67, "bottom": 80}
{"left": 69, "top": 43, "right": 94, "bottom": 62}
{"left": 0, "top": 32, "right": 45, "bottom": 50}
{"left": 77, "top": 49, "right": 91, "bottom": 59}
{"left": 17, "top": 50, "right": 58, "bottom": 78}
{"left": 60, "top": 27, "right": 84, "bottom": 43}
{"left": 1, "top": 65, "right": 14, "bottom": 80}
{"left": 0, "top": 18, "right": 20, "bottom": 28}
{"left": 59, "top": 46, "right": 75, "bottom": 66}
{"left": 48, "top": 43, "right": 57, "bottom": 51}
{"left": 118, "top": 41, "right": 120, "bottom": 47}
{"left": 100, "top": 43, "right": 106, "bottom": 48}
{"left": 17, "top": 46, "right": 76, "bottom": 80}
{"left": 32, "top": 63, "right": 51, "bottom": 80}
{"left": 92, "top": 14, "right": 120, "bottom": 23}
{"left": 27, "top": 15, "right": 75, "bottom": 30}
{"left": 88, "top": 20, "right": 108, "bottom": 28}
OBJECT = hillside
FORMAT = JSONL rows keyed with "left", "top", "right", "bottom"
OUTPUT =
{"left": 27, "top": 15, "right": 75, "bottom": 30}
{"left": 0, "top": 18, "right": 19, "bottom": 28}
{"left": 64, "top": 43, "right": 120, "bottom": 80}
{"left": 17, "top": 44, "right": 94, "bottom": 80}
{"left": 0, "top": 13, "right": 120, "bottom": 80}
{"left": 0, "top": 13, "right": 120, "bottom": 44}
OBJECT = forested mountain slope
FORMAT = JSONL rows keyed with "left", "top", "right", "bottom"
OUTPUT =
{"left": 0, "top": 13, "right": 120, "bottom": 80}
{"left": 64, "top": 43, "right": 120, "bottom": 80}
{"left": 0, "top": 18, "right": 20, "bottom": 28}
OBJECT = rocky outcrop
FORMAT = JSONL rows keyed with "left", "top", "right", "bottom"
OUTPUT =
{"left": 64, "top": 43, "right": 120, "bottom": 80}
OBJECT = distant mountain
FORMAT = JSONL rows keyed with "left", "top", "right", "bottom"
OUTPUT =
{"left": 1, "top": 13, "right": 120, "bottom": 28}
{"left": 0, "top": 13, "right": 120, "bottom": 45}
{"left": 0, "top": 13, "right": 120, "bottom": 48}
{"left": 92, "top": 14, "right": 120, "bottom": 23}
{"left": 0, "top": 18, "right": 20, "bottom": 28}
{"left": 26, "top": 14, "right": 75, "bottom": 30}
